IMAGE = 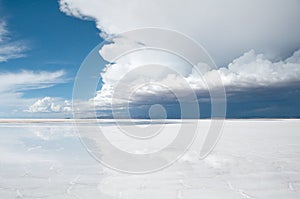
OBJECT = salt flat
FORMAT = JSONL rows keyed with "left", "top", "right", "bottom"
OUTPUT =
{"left": 0, "top": 119, "right": 299, "bottom": 198}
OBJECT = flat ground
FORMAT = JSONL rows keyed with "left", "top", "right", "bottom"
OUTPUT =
{"left": 0, "top": 119, "right": 299, "bottom": 198}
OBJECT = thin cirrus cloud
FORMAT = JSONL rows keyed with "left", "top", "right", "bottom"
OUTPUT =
{"left": 0, "top": 70, "right": 66, "bottom": 92}
{"left": 0, "top": 21, "right": 27, "bottom": 62}
{"left": 0, "top": 20, "right": 70, "bottom": 116}
{"left": 0, "top": 70, "right": 68, "bottom": 117}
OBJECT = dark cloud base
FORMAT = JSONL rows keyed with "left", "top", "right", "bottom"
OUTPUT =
{"left": 226, "top": 83, "right": 300, "bottom": 119}
{"left": 94, "top": 84, "right": 300, "bottom": 119}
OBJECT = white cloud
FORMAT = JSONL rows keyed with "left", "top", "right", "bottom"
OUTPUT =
{"left": 217, "top": 49, "right": 300, "bottom": 88}
{"left": 0, "top": 21, "right": 26, "bottom": 62}
{"left": 0, "top": 21, "right": 70, "bottom": 117}
{"left": 93, "top": 48, "right": 203, "bottom": 110}
{"left": 92, "top": 48, "right": 300, "bottom": 110}
{"left": 59, "top": 0, "right": 300, "bottom": 117}
{"left": 0, "top": 70, "right": 66, "bottom": 93}
{"left": 26, "top": 97, "right": 72, "bottom": 113}
{"left": 0, "top": 70, "right": 68, "bottom": 117}
{"left": 0, "top": 21, "right": 8, "bottom": 42}
{"left": 59, "top": 0, "right": 300, "bottom": 65}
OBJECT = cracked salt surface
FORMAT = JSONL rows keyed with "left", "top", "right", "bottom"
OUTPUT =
{"left": 0, "top": 119, "right": 299, "bottom": 198}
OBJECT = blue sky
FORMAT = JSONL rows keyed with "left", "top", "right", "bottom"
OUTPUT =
{"left": 0, "top": 0, "right": 102, "bottom": 118}
{"left": 0, "top": 0, "right": 101, "bottom": 98}
{"left": 0, "top": 0, "right": 300, "bottom": 118}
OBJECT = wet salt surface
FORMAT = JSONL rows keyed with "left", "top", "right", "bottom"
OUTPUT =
{"left": 0, "top": 120, "right": 299, "bottom": 198}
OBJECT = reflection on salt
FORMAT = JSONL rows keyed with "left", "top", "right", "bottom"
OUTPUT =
{"left": 0, "top": 120, "right": 299, "bottom": 198}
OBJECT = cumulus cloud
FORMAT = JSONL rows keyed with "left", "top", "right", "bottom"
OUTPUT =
{"left": 0, "top": 21, "right": 26, "bottom": 62}
{"left": 217, "top": 49, "right": 300, "bottom": 88}
{"left": 26, "top": 97, "right": 72, "bottom": 113}
{"left": 93, "top": 48, "right": 300, "bottom": 111}
{"left": 93, "top": 48, "right": 208, "bottom": 110}
{"left": 0, "top": 70, "right": 68, "bottom": 117}
{"left": 59, "top": 0, "right": 300, "bottom": 65}
{"left": 59, "top": 0, "right": 300, "bottom": 117}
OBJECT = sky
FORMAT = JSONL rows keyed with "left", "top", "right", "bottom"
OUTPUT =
{"left": 0, "top": 0, "right": 300, "bottom": 118}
